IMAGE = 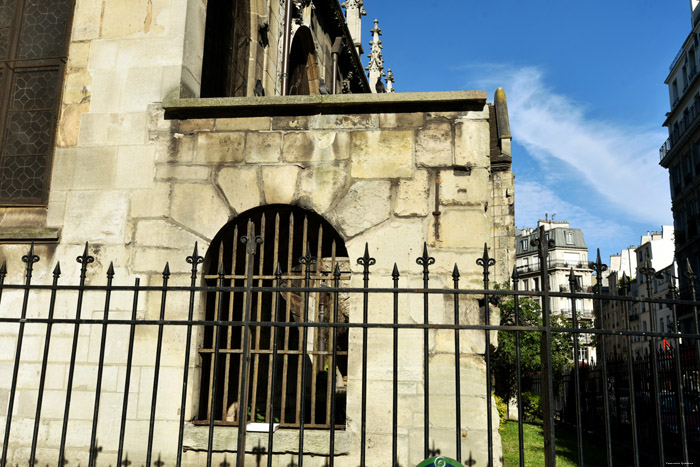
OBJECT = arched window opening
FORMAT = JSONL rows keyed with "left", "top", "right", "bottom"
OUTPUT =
{"left": 197, "top": 205, "right": 350, "bottom": 429}
{"left": 287, "top": 27, "right": 319, "bottom": 96}
{"left": 200, "top": 0, "right": 250, "bottom": 97}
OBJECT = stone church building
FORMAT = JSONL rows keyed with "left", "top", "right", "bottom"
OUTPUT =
{"left": 0, "top": 0, "right": 515, "bottom": 465}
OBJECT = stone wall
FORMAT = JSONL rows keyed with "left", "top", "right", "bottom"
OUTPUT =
{"left": 0, "top": 1, "right": 514, "bottom": 466}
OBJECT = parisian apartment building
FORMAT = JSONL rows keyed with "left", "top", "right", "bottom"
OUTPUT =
{"left": 515, "top": 218, "right": 595, "bottom": 364}
{"left": 660, "top": 0, "right": 700, "bottom": 306}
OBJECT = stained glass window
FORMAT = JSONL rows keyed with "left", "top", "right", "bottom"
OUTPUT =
{"left": 0, "top": 0, "right": 73, "bottom": 205}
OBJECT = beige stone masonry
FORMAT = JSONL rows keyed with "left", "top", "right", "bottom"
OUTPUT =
{"left": 394, "top": 169, "right": 430, "bottom": 217}
{"left": 332, "top": 180, "right": 392, "bottom": 237}
{"left": 217, "top": 166, "right": 262, "bottom": 214}
{"left": 245, "top": 132, "right": 282, "bottom": 162}
{"left": 261, "top": 165, "right": 301, "bottom": 204}
{"left": 416, "top": 120, "right": 453, "bottom": 167}
{"left": 455, "top": 119, "right": 490, "bottom": 166}
{"left": 350, "top": 130, "right": 414, "bottom": 179}
{"left": 282, "top": 131, "right": 350, "bottom": 162}
{"left": 195, "top": 132, "right": 245, "bottom": 163}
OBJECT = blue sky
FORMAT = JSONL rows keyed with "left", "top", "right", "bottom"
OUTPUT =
{"left": 360, "top": 0, "right": 690, "bottom": 263}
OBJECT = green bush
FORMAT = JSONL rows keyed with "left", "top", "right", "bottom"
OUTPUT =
{"left": 493, "top": 394, "right": 507, "bottom": 429}
{"left": 521, "top": 392, "right": 542, "bottom": 422}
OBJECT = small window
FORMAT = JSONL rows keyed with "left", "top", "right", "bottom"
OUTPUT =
{"left": 566, "top": 232, "right": 574, "bottom": 244}
{"left": 521, "top": 239, "right": 528, "bottom": 250}
{"left": 533, "top": 277, "right": 539, "bottom": 292}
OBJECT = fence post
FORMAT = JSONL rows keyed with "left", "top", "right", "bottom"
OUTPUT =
{"left": 532, "top": 226, "right": 555, "bottom": 466}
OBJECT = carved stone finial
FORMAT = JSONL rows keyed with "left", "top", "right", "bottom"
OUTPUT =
{"left": 342, "top": 0, "right": 366, "bottom": 56}
{"left": 366, "top": 19, "right": 385, "bottom": 93}
{"left": 386, "top": 68, "right": 395, "bottom": 93}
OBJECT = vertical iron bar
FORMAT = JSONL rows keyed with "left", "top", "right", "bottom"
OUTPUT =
{"left": 639, "top": 262, "right": 665, "bottom": 465}
{"left": 117, "top": 278, "right": 141, "bottom": 467}
{"left": 236, "top": 230, "right": 263, "bottom": 467}
{"left": 511, "top": 268, "right": 524, "bottom": 467}
{"left": 568, "top": 269, "right": 583, "bottom": 467}
{"left": 668, "top": 285, "right": 689, "bottom": 463}
{"left": 208, "top": 263, "right": 226, "bottom": 467}
{"left": 392, "top": 263, "right": 400, "bottom": 466}
{"left": 533, "top": 227, "right": 555, "bottom": 466}
{"left": 328, "top": 264, "right": 341, "bottom": 467}
{"left": 358, "top": 244, "right": 375, "bottom": 466}
{"left": 2, "top": 244, "right": 39, "bottom": 466}
{"left": 88, "top": 263, "right": 116, "bottom": 467}
{"left": 267, "top": 264, "right": 283, "bottom": 467}
{"left": 297, "top": 244, "right": 314, "bottom": 467}
{"left": 177, "top": 243, "right": 203, "bottom": 466}
{"left": 58, "top": 243, "right": 94, "bottom": 466}
{"left": 476, "top": 244, "right": 495, "bottom": 467}
{"left": 590, "top": 250, "right": 613, "bottom": 467}
{"left": 146, "top": 264, "right": 170, "bottom": 467}
{"left": 452, "top": 264, "right": 462, "bottom": 463}
{"left": 29, "top": 262, "right": 61, "bottom": 467}
{"left": 620, "top": 275, "right": 640, "bottom": 467}
{"left": 417, "top": 243, "right": 435, "bottom": 459}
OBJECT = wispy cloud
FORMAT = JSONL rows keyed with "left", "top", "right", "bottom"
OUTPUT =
{"left": 515, "top": 180, "right": 634, "bottom": 253}
{"left": 470, "top": 66, "right": 672, "bottom": 229}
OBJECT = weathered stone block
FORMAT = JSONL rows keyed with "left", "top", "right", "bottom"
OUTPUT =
{"left": 297, "top": 164, "right": 348, "bottom": 213}
{"left": 195, "top": 132, "right": 245, "bottom": 163}
{"left": 63, "top": 191, "right": 129, "bottom": 243}
{"left": 58, "top": 102, "right": 90, "bottom": 147}
{"left": 282, "top": 131, "right": 350, "bottom": 162}
{"left": 77, "top": 112, "right": 109, "bottom": 147}
{"left": 129, "top": 183, "right": 170, "bottom": 218}
{"left": 115, "top": 145, "right": 155, "bottom": 189}
{"left": 455, "top": 119, "right": 490, "bottom": 166}
{"left": 378, "top": 112, "right": 425, "bottom": 129}
{"left": 430, "top": 208, "right": 490, "bottom": 249}
{"left": 62, "top": 70, "right": 92, "bottom": 105}
{"left": 89, "top": 69, "right": 123, "bottom": 113}
{"left": 217, "top": 166, "right": 261, "bottom": 214}
{"left": 134, "top": 219, "right": 202, "bottom": 249}
{"left": 171, "top": 184, "right": 230, "bottom": 240}
{"left": 395, "top": 169, "right": 430, "bottom": 217}
{"left": 120, "top": 66, "right": 164, "bottom": 112}
{"left": 416, "top": 120, "right": 453, "bottom": 167}
{"left": 155, "top": 164, "right": 210, "bottom": 181}
{"left": 216, "top": 117, "right": 271, "bottom": 131}
{"left": 311, "top": 114, "right": 378, "bottom": 129}
{"left": 245, "top": 132, "right": 281, "bottom": 162}
{"left": 72, "top": 147, "right": 118, "bottom": 190}
{"left": 107, "top": 112, "right": 148, "bottom": 145}
{"left": 333, "top": 180, "right": 391, "bottom": 237}
{"left": 262, "top": 165, "right": 300, "bottom": 204}
{"left": 350, "top": 131, "right": 413, "bottom": 179}
{"left": 271, "top": 115, "right": 309, "bottom": 130}
{"left": 439, "top": 167, "right": 489, "bottom": 205}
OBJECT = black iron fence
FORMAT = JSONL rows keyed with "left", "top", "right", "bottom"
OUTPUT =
{"left": 0, "top": 225, "right": 699, "bottom": 466}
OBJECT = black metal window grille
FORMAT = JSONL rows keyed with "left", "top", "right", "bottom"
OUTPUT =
{"left": 196, "top": 206, "right": 350, "bottom": 430}
{"left": 0, "top": 0, "right": 74, "bottom": 205}
{"left": 0, "top": 230, "right": 699, "bottom": 466}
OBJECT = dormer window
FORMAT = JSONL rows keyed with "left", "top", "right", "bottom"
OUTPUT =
{"left": 566, "top": 232, "right": 574, "bottom": 244}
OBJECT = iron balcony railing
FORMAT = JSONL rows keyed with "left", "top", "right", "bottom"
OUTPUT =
{"left": 0, "top": 229, "right": 699, "bottom": 466}
{"left": 660, "top": 96, "right": 700, "bottom": 160}
{"left": 516, "top": 259, "right": 591, "bottom": 275}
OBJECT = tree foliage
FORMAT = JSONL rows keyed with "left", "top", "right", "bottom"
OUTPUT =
{"left": 491, "top": 297, "right": 573, "bottom": 407}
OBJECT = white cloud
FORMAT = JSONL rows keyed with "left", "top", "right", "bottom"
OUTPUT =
{"left": 515, "top": 180, "right": 633, "bottom": 252}
{"left": 473, "top": 66, "right": 672, "bottom": 226}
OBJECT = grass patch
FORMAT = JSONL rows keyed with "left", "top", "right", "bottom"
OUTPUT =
{"left": 501, "top": 420, "right": 608, "bottom": 466}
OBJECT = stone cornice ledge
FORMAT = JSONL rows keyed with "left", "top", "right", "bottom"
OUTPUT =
{"left": 0, "top": 227, "right": 60, "bottom": 243}
{"left": 163, "top": 91, "right": 488, "bottom": 119}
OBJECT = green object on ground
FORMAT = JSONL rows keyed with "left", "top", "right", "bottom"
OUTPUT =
{"left": 416, "top": 456, "right": 463, "bottom": 467}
